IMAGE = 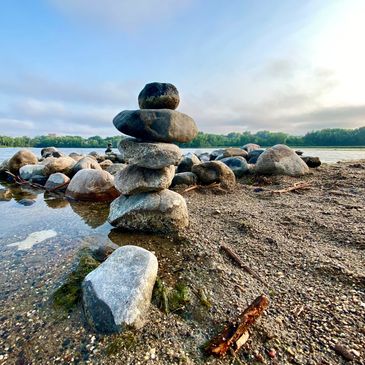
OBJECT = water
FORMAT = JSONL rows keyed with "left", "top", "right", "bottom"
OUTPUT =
{"left": 1, "top": 146, "right": 365, "bottom": 163}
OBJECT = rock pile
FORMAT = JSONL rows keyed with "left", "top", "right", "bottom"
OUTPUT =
{"left": 108, "top": 82, "right": 198, "bottom": 233}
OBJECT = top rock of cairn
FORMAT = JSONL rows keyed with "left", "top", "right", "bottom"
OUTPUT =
{"left": 138, "top": 82, "right": 179, "bottom": 110}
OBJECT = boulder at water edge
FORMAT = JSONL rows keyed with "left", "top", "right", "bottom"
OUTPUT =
{"left": 192, "top": 160, "right": 236, "bottom": 189}
{"left": 118, "top": 138, "right": 182, "bottom": 169}
{"left": 72, "top": 156, "right": 102, "bottom": 174}
{"left": 115, "top": 165, "right": 175, "bottom": 195}
{"left": 176, "top": 153, "right": 200, "bottom": 173}
{"left": 220, "top": 156, "right": 249, "bottom": 178}
{"left": 82, "top": 245, "right": 158, "bottom": 333}
{"left": 255, "top": 144, "right": 310, "bottom": 176}
{"left": 108, "top": 189, "right": 189, "bottom": 233}
{"left": 8, "top": 150, "right": 38, "bottom": 174}
{"left": 138, "top": 82, "right": 179, "bottom": 110}
{"left": 43, "top": 156, "right": 76, "bottom": 176}
{"left": 242, "top": 143, "right": 261, "bottom": 153}
{"left": 41, "top": 147, "right": 63, "bottom": 158}
{"left": 19, "top": 164, "right": 45, "bottom": 180}
{"left": 45, "top": 173, "right": 70, "bottom": 191}
{"left": 66, "top": 169, "right": 119, "bottom": 201}
{"left": 215, "top": 147, "right": 248, "bottom": 160}
{"left": 301, "top": 156, "right": 321, "bottom": 168}
{"left": 113, "top": 109, "right": 198, "bottom": 143}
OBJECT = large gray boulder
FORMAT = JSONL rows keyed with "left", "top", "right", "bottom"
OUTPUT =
{"left": 82, "top": 245, "right": 158, "bottom": 333}
{"left": 113, "top": 109, "right": 198, "bottom": 143}
{"left": 255, "top": 144, "right": 310, "bottom": 176}
{"left": 108, "top": 189, "right": 189, "bottom": 233}
{"left": 43, "top": 156, "right": 76, "bottom": 176}
{"left": 72, "top": 156, "right": 102, "bottom": 174}
{"left": 19, "top": 164, "right": 45, "bottom": 180}
{"left": 176, "top": 153, "right": 200, "bottom": 173}
{"left": 138, "top": 82, "right": 179, "bottom": 110}
{"left": 220, "top": 156, "right": 249, "bottom": 178}
{"left": 66, "top": 169, "right": 119, "bottom": 201}
{"left": 171, "top": 172, "right": 198, "bottom": 187}
{"left": 115, "top": 165, "right": 175, "bottom": 195}
{"left": 192, "top": 161, "right": 236, "bottom": 189}
{"left": 8, "top": 150, "right": 38, "bottom": 174}
{"left": 118, "top": 138, "right": 182, "bottom": 169}
{"left": 44, "top": 173, "right": 70, "bottom": 191}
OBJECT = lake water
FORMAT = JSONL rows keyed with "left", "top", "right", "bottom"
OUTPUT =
{"left": 1, "top": 146, "right": 365, "bottom": 163}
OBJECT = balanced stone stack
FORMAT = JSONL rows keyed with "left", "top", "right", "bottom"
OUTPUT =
{"left": 108, "top": 82, "right": 198, "bottom": 233}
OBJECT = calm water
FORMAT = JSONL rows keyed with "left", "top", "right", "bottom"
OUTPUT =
{"left": 1, "top": 146, "right": 365, "bottom": 163}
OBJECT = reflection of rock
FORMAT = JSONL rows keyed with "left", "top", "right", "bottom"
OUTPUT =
{"left": 17, "top": 199, "right": 36, "bottom": 206}
{"left": 44, "top": 195, "right": 70, "bottom": 209}
{"left": 69, "top": 200, "right": 109, "bottom": 228}
{"left": 0, "top": 188, "right": 12, "bottom": 201}
{"left": 10, "top": 186, "right": 39, "bottom": 202}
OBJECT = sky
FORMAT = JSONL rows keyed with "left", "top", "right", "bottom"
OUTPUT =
{"left": 0, "top": 0, "right": 365, "bottom": 137}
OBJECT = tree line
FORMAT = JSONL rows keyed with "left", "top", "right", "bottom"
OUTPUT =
{"left": 0, "top": 127, "right": 364, "bottom": 148}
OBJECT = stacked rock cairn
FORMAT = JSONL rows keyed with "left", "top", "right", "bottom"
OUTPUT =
{"left": 108, "top": 82, "right": 198, "bottom": 233}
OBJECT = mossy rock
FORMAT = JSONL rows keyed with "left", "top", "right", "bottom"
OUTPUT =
{"left": 52, "top": 252, "right": 99, "bottom": 311}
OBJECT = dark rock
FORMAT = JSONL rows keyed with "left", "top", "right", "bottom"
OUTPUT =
{"left": 113, "top": 109, "right": 198, "bottom": 143}
{"left": 301, "top": 156, "right": 321, "bottom": 168}
{"left": 41, "top": 147, "right": 62, "bottom": 158}
{"left": 138, "top": 82, "right": 179, "bottom": 110}
{"left": 17, "top": 199, "right": 36, "bottom": 206}
{"left": 176, "top": 153, "right": 200, "bottom": 173}
{"left": 295, "top": 150, "right": 304, "bottom": 156}
{"left": 247, "top": 149, "right": 265, "bottom": 163}
{"left": 192, "top": 161, "right": 236, "bottom": 189}
{"left": 220, "top": 156, "right": 249, "bottom": 178}
{"left": 209, "top": 149, "right": 225, "bottom": 160}
{"left": 29, "top": 175, "right": 48, "bottom": 185}
{"left": 171, "top": 172, "right": 198, "bottom": 187}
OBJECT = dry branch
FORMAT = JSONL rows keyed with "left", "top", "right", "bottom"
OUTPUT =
{"left": 220, "top": 244, "right": 266, "bottom": 285}
{"left": 182, "top": 182, "right": 224, "bottom": 193}
{"left": 206, "top": 294, "right": 269, "bottom": 357}
{"left": 269, "top": 181, "right": 311, "bottom": 194}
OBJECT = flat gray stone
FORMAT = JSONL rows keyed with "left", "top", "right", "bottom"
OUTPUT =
{"left": 19, "top": 164, "right": 46, "bottom": 180}
{"left": 108, "top": 189, "right": 189, "bottom": 233}
{"left": 82, "top": 245, "right": 158, "bottom": 333}
{"left": 118, "top": 138, "right": 182, "bottom": 169}
{"left": 115, "top": 165, "right": 175, "bottom": 195}
{"left": 113, "top": 109, "right": 198, "bottom": 143}
{"left": 106, "top": 163, "right": 128, "bottom": 176}
{"left": 255, "top": 144, "right": 310, "bottom": 176}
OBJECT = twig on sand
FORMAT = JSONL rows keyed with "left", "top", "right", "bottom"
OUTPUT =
{"left": 269, "top": 181, "right": 311, "bottom": 194}
{"left": 182, "top": 182, "right": 224, "bottom": 193}
{"left": 206, "top": 294, "right": 269, "bottom": 357}
{"left": 220, "top": 244, "right": 267, "bottom": 285}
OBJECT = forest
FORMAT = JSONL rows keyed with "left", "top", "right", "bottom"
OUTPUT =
{"left": 0, "top": 127, "right": 364, "bottom": 148}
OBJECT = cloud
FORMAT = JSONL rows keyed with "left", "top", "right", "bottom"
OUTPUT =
{"left": 49, "top": 0, "right": 193, "bottom": 31}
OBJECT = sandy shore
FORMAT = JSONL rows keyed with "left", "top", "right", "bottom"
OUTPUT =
{"left": 0, "top": 160, "right": 364, "bottom": 364}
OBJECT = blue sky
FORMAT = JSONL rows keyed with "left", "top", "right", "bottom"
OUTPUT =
{"left": 1, "top": 0, "right": 365, "bottom": 136}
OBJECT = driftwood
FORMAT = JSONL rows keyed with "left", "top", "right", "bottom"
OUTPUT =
{"left": 182, "top": 182, "right": 225, "bottom": 193}
{"left": 220, "top": 244, "right": 266, "bottom": 285}
{"left": 5, "top": 171, "right": 69, "bottom": 193}
{"left": 206, "top": 294, "right": 269, "bottom": 357}
{"left": 269, "top": 181, "right": 311, "bottom": 194}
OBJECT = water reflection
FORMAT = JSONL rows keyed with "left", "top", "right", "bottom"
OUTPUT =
{"left": 0, "top": 183, "right": 41, "bottom": 202}
{"left": 0, "top": 188, "right": 12, "bottom": 201}
{"left": 69, "top": 200, "right": 109, "bottom": 228}
{"left": 44, "top": 194, "right": 70, "bottom": 209}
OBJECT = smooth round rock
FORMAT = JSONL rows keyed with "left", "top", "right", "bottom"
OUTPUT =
{"left": 66, "top": 169, "right": 119, "bottom": 202}
{"left": 215, "top": 148, "right": 248, "bottom": 160}
{"left": 242, "top": 143, "right": 261, "bottom": 153}
{"left": 73, "top": 157, "right": 102, "bottom": 174}
{"left": 255, "top": 144, "right": 310, "bottom": 176}
{"left": 115, "top": 165, "right": 175, "bottom": 195}
{"left": 113, "top": 109, "right": 198, "bottom": 143}
{"left": 192, "top": 161, "right": 236, "bottom": 189}
{"left": 118, "top": 138, "right": 182, "bottom": 169}
{"left": 43, "top": 156, "right": 76, "bottom": 176}
{"left": 108, "top": 189, "right": 189, "bottom": 233}
{"left": 8, "top": 150, "right": 38, "bottom": 174}
{"left": 220, "top": 156, "right": 249, "bottom": 178}
{"left": 138, "top": 82, "right": 179, "bottom": 110}
{"left": 41, "top": 147, "right": 63, "bottom": 158}
{"left": 301, "top": 156, "right": 321, "bottom": 168}
{"left": 19, "top": 164, "right": 45, "bottom": 180}
{"left": 45, "top": 173, "right": 70, "bottom": 191}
